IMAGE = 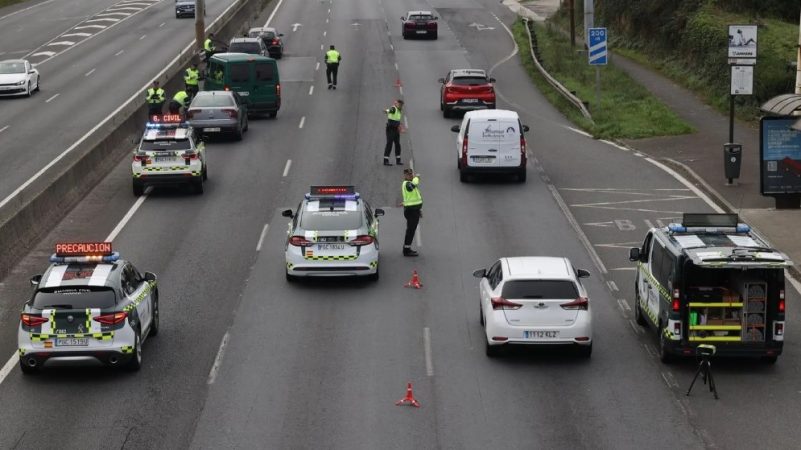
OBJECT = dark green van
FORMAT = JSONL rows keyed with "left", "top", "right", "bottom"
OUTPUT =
{"left": 204, "top": 53, "right": 280, "bottom": 117}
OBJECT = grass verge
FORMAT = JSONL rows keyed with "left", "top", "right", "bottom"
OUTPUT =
{"left": 512, "top": 19, "right": 694, "bottom": 140}
{"left": 0, "top": 0, "right": 27, "bottom": 9}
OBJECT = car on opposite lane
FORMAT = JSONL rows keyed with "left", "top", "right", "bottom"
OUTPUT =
{"left": 283, "top": 186, "right": 384, "bottom": 281}
{"left": 174, "top": 0, "right": 195, "bottom": 18}
{"left": 18, "top": 242, "right": 159, "bottom": 373}
{"left": 439, "top": 69, "right": 496, "bottom": 118}
{"left": 0, "top": 59, "right": 39, "bottom": 97}
{"left": 401, "top": 10, "right": 438, "bottom": 39}
{"left": 473, "top": 256, "right": 593, "bottom": 358}
{"left": 187, "top": 90, "right": 248, "bottom": 140}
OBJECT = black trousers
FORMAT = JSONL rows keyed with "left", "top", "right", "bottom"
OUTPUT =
{"left": 186, "top": 84, "right": 198, "bottom": 97}
{"left": 326, "top": 63, "right": 339, "bottom": 85}
{"left": 168, "top": 100, "right": 182, "bottom": 114}
{"left": 148, "top": 102, "right": 163, "bottom": 117}
{"left": 403, "top": 206, "right": 421, "bottom": 246}
{"left": 384, "top": 126, "right": 401, "bottom": 158}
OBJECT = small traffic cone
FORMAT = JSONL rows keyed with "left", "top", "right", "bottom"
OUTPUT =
{"left": 394, "top": 77, "right": 403, "bottom": 87}
{"left": 395, "top": 382, "right": 421, "bottom": 407}
{"left": 404, "top": 270, "right": 422, "bottom": 289}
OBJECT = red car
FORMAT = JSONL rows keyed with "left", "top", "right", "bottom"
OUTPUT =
{"left": 439, "top": 69, "right": 496, "bottom": 118}
{"left": 401, "top": 11, "right": 438, "bottom": 40}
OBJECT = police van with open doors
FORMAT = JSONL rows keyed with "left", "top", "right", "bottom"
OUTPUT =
{"left": 628, "top": 214, "right": 791, "bottom": 363}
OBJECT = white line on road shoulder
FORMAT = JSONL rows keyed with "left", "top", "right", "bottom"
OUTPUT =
{"left": 207, "top": 330, "right": 230, "bottom": 384}
{"left": 45, "top": 93, "right": 60, "bottom": 103}
{"left": 423, "top": 327, "right": 434, "bottom": 376}
{"left": 0, "top": 125, "right": 8, "bottom": 133}
{"left": 282, "top": 159, "right": 292, "bottom": 177}
{"left": 115, "top": 50, "right": 124, "bottom": 56}
{"left": 139, "top": 34, "right": 146, "bottom": 40}
{"left": 308, "top": 85, "right": 313, "bottom": 95}
{"left": 106, "top": 192, "right": 148, "bottom": 241}
{"left": 256, "top": 224, "right": 269, "bottom": 251}
{"left": 84, "top": 68, "right": 96, "bottom": 76}
{"left": 0, "top": 354, "right": 18, "bottom": 387}
{"left": 415, "top": 224, "right": 422, "bottom": 247}
{"left": 315, "top": 62, "right": 320, "bottom": 71}
{"left": 159, "top": 22, "right": 165, "bottom": 27}
{"left": 298, "top": 116, "right": 305, "bottom": 129}
{"left": 566, "top": 126, "right": 592, "bottom": 138}
{"left": 0, "top": 0, "right": 56, "bottom": 22}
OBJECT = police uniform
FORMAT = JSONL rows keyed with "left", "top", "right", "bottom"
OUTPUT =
{"left": 401, "top": 170, "right": 422, "bottom": 256}
{"left": 169, "top": 90, "right": 190, "bottom": 114}
{"left": 384, "top": 104, "right": 403, "bottom": 165}
{"left": 184, "top": 66, "right": 199, "bottom": 97}
{"left": 146, "top": 85, "right": 165, "bottom": 116}
{"left": 325, "top": 47, "right": 341, "bottom": 89}
{"left": 204, "top": 37, "right": 216, "bottom": 62}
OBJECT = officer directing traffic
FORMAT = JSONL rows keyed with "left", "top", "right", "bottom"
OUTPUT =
{"left": 401, "top": 168, "right": 422, "bottom": 257}
{"left": 383, "top": 99, "right": 404, "bottom": 166}
{"left": 325, "top": 45, "right": 341, "bottom": 89}
{"left": 145, "top": 80, "right": 165, "bottom": 118}
{"left": 184, "top": 63, "right": 199, "bottom": 98}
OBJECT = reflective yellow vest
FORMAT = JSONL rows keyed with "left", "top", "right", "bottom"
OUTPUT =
{"left": 146, "top": 87, "right": 165, "bottom": 104}
{"left": 204, "top": 38, "right": 215, "bottom": 52}
{"left": 326, "top": 49, "right": 340, "bottom": 64}
{"left": 387, "top": 106, "right": 402, "bottom": 122}
{"left": 173, "top": 91, "right": 189, "bottom": 106}
{"left": 184, "top": 67, "right": 199, "bottom": 86}
{"left": 401, "top": 177, "right": 422, "bottom": 207}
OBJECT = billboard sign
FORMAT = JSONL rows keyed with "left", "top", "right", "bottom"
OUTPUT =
{"left": 728, "top": 25, "right": 757, "bottom": 58}
{"left": 760, "top": 116, "right": 801, "bottom": 195}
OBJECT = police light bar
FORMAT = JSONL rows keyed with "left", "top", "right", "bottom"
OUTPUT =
{"left": 55, "top": 242, "right": 113, "bottom": 257}
{"left": 306, "top": 185, "right": 359, "bottom": 200}
{"left": 50, "top": 253, "right": 120, "bottom": 264}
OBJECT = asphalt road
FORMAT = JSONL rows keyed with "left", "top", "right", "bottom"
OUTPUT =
{"left": 0, "top": 0, "right": 799, "bottom": 448}
{"left": 0, "top": 0, "right": 237, "bottom": 202}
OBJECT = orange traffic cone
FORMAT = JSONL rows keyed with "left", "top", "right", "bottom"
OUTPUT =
{"left": 395, "top": 382, "right": 421, "bottom": 407}
{"left": 404, "top": 270, "right": 422, "bottom": 289}
{"left": 394, "top": 77, "right": 403, "bottom": 87}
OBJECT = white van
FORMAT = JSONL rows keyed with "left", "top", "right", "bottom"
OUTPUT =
{"left": 450, "top": 109, "right": 529, "bottom": 182}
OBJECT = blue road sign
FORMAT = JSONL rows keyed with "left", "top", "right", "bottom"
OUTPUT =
{"left": 588, "top": 27, "right": 607, "bottom": 66}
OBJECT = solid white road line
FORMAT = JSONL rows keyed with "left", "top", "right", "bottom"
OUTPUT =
{"left": 415, "top": 224, "right": 422, "bottom": 247}
{"left": 207, "top": 331, "right": 230, "bottom": 385}
{"left": 566, "top": 126, "right": 592, "bottom": 138}
{"left": 85, "top": 68, "right": 96, "bottom": 76}
{"left": 0, "top": 0, "right": 56, "bottom": 22}
{"left": 315, "top": 62, "right": 320, "bottom": 71}
{"left": 398, "top": 86, "right": 403, "bottom": 95}
{"left": 106, "top": 193, "right": 149, "bottom": 241}
{"left": 256, "top": 224, "right": 269, "bottom": 251}
{"left": 423, "top": 327, "right": 434, "bottom": 376}
{"left": 159, "top": 22, "right": 165, "bottom": 27}
{"left": 139, "top": 34, "right": 147, "bottom": 40}
{"left": 282, "top": 159, "right": 292, "bottom": 177}
{"left": 308, "top": 85, "right": 314, "bottom": 95}
{"left": 45, "top": 93, "right": 60, "bottom": 103}
{"left": 115, "top": 50, "right": 124, "bottom": 56}
{"left": 0, "top": 125, "right": 8, "bottom": 134}
{"left": 298, "top": 116, "right": 305, "bottom": 129}
{"left": 0, "top": 354, "right": 17, "bottom": 387}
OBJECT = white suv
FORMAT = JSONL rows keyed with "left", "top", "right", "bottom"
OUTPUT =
{"left": 473, "top": 257, "right": 593, "bottom": 357}
{"left": 450, "top": 109, "right": 529, "bottom": 183}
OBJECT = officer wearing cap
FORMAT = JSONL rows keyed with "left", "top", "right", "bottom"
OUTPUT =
{"left": 145, "top": 80, "right": 165, "bottom": 117}
{"left": 383, "top": 99, "right": 404, "bottom": 166}
{"left": 184, "top": 63, "right": 199, "bottom": 98}
{"left": 401, "top": 168, "right": 422, "bottom": 256}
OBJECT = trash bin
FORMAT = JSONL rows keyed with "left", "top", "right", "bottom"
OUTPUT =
{"left": 724, "top": 143, "right": 742, "bottom": 182}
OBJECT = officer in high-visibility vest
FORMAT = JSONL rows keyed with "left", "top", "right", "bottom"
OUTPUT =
{"left": 145, "top": 80, "right": 166, "bottom": 118}
{"left": 203, "top": 33, "right": 216, "bottom": 63}
{"left": 169, "top": 90, "right": 190, "bottom": 114}
{"left": 400, "top": 168, "right": 422, "bottom": 257}
{"left": 325, "top": 45, "right": 341, "bottom": 89}
{"left": 383, "top": 99, "right": 404, "bottom": 166}
{"left": 184, "top": 63, "right": 199, "bottom": 98}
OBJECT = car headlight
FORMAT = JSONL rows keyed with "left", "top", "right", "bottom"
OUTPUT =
{"left": 16, "top": 80, "right": 26, "bottom": 85}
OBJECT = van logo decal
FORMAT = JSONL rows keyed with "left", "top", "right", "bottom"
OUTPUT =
{"left": 506, "top": 126, "right": 516, "bottom": 133}
{"left": 481, "top": 125, "right": 517, "bottom": 138}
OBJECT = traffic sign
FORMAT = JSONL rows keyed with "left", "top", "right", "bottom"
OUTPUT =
{"left": 588, "top": 27, "right": 607, "bottom": 65}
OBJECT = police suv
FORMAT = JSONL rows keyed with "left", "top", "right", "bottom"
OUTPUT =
{"left": 629, "top": 214, "right": 792, "bottom": 363}
{"left": 18, "top": 242, "right": 159, "bottom": 373}
{"left": 282, "top": 186, "right": 384, "bottom": 281}
{"left": 132, "top": 114, "right": 207, "bottom": 196}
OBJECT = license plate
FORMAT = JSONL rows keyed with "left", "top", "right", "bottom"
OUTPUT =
{"left": 205, "top": 127, "right": 221, "bottom": 132}
{"left": 56, "top": 338, "right": 88, "bottom": 346}
{"left": 472, "top": 156, "right": 494, "bottom": 163}
{"left": 317, "top": 244, "right": 346, "bottom": 251}
{"left": 239, "top": 92, "right": 249, "bottom": 96}
{"left": 462, "top": 99, "right": 479, "bottom": 103}
{"left": 154, "top": 156, "right": 175, "bottom": 163}
{"left": 416, "top": 30, "right": 427, "bottom": 34}
{"left": 524, "top": 331, "right": 559, "bottom": 339}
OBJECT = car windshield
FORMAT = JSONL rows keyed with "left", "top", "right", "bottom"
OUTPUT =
{"left": 33, "top": 287, "right": 116, "bottom": 309}
{"left": 300, "top": 202, "right": 362, "bottom": 231}
{"left": 452, "top": 76, "right": 488, "bottom": 85}
{"left": 140, "top": 139, "right": 192, "bottom": 151}
{"left": 0, "top": 62, "right": 25, "bottom": 74}
{"left": 409, "top": 15, "right": 433, "bottom": 20}
{"left": 263, "top": 31, "right": 276, "bottom": 39}
{"left": 502, "top": 280, "right": 578, "bottom": 299}
{"left": 192, "top": 94, "right": 235, "bottom": 107}
{"left": 229, "top": 42, "right": 261, "bottom": 54}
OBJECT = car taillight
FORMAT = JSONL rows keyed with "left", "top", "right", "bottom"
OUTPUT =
{"left": 272, "top": 39, "right": 279, "bottom": 45}
{"left": 182, "top": 151, "right": 199, "bottom": 160}
{"left": 520, "top": 136, "right": 527, "bottom": 165}
{"left": 461, "top": 137, "right": 468, "bottom": 163}
{"left": 672, "top": 289, "right": 680, "bottom": 312}
{"left": 779, "top": 295, "right": 785, "bottom": 313}
{"left": 350, "top": 235, "right": 374, "bottom": 246}
{"left": 775, "top": 322, "right": 784, "bottom": 336}
{"left": 21, "top": 314, "right": 48, "bottom": 327}
{"left": 93, "top": 311, "right": 128, "bottom": 325}
{"left": 288, "top": 236, "right": 311, "bottom": 246}
{"left": 276, "top": 83, "right": 281, "bottom": 96}
{"left": 491, "top": 297, "right": 522, "bottom": 310}
{"left": 224, "top": 85, "right": 230, "bottom": 91}
{"left": 560, "top": 297, "right": 589, "bottom": 310}
{"left": 223, "top": 108, "right": 238, "bottom": 119}
{"left": 428, "top": 22, "right": 437, "bottom": 29}
{"left": 133, "top": 153, "right": 150, "bottom": 164}
{"left": 186, "top": 109, "right": 198, "bottom": 119}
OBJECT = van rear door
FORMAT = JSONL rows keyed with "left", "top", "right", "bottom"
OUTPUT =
{"left": 467, "top": 118, "right": 500, "bottom": 168}
{"left": 227, "top": 62, "right": 251, "bottom": 97}
{"left": 252, "top": 60, "right": 278, "bottom": 112}
{"left": 497, "top": 118, "right": 521, "bottom": 167}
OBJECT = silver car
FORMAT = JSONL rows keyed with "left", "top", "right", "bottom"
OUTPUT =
{"left": 187, "top": 91, "right": 249, "bottom": 140}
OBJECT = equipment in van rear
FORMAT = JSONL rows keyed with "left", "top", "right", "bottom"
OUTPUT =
{"left": 629, "top": 213, "right": 792, "bottom": 363}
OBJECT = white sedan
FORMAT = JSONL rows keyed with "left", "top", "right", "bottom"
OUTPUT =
{"left": 0, "top": 59, "right": 40, "bottom": 97}
{"left": 473, "top": 256, "right": 593, "bottom": 358}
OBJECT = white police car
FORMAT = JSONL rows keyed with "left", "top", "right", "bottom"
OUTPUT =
{"left": 18, "top": 242, "right": 159, "bottom": 373}
{"left": 283, "top": 186, "right": 384, "bottom": 281}
{"left": 132, "top": 114, "right": 207, "bottom": 196}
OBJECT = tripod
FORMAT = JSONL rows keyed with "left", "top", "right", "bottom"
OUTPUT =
{"left": 686, "top": 352, "right": 719, "bottom": 399}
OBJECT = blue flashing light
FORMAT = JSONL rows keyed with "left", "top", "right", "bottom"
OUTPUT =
{"left": 305, "top": 193, "right": 360, "bottom": 201}
{"left": 145, "top": 122, "right": 189, "bottom": 129}
{"left": 668, "top": 224, "right": 686, "bottom": 233}
{"left": 49, "top": 252, "right": 120, "bottom": 264}
{"left": 736, "top": 224, "right": 751, "bottom": 233}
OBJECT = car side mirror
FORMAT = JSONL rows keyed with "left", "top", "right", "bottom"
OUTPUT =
{"left": 30, "top": 275, "right": 42, "bottom": 286}
{"left": 522, "top": 125, "right": 530, "bottom": 132}
{"left": 374, "top": 208, "right": 385, "bottom": 217}
{"left": 576, "top": 269, "right": 591, "bottom": 278}
{"left": 282, "top": 209, "right": 294, "bottom": 218}
{"left": 144, "top": 272, "right": 157, "bottom": 282}
{"left": 489, "top": 77, "right": 496, "bottom": 83}
{"left": 438, "top": 78, "right": 445, "bottom": 84}
{"left": 278, "top": 33, "right": 284, "bottom": 37}
{"left": 472, "top": 268, "right": 486, "bottom": 278}
{"left": 433, "top": 16, "right": 439, "bottom": 20}
{"left": 451, "top": 125, "right": 460, "bottom": 132}
{"left": 629, "top": 247, "right": 641, "bottom": 262}
{"left": 29, "top": 70, "right": 36, "bottom": 74}
{"left": 401, "top": 16, "right": 406, "bottom": 21}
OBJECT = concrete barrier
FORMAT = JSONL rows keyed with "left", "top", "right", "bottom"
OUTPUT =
{"left": 0, "top": 0, "right": 273, "bottom": 278}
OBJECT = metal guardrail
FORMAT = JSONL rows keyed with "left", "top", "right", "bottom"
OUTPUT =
{"left": 522, "top": 18, "right": 593, "bottom": 122}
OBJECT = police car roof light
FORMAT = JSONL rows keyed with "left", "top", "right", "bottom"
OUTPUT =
{"left": 49, "top": 252, "right": 120, "bottom": 264}
{"left": 306, "top": 185, "right": 359, "bottom": 200}
{"left": 736, "top": 224, "right": 751, "bottom": 233}
{"left": 668, "top": 224, "right": 686, "bottom": 233}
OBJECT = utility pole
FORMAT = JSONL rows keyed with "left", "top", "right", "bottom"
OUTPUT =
{"left": 796, "top": 8, "right": 801, "bottom": 94}
{"left": 569, "top": 0, "right": 575, "bottom": 48}
{"left": 195, "top": 0, "right": 206, "bottom": 52}
{"left": 583, "top": 0, "right": 594, "bottom": 48}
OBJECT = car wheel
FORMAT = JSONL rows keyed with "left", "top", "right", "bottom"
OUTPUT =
{"left": 202, "top": 164, "right": 208, "bottom": 181}
{"left": 285, "top": 271, "right": 297, "bottom": 282}
{"left": 26, "top": 81, "right": 32, "bottom": 97}
{"left": 479, "top": 303, "right": 484, "bottom": 326}
{"left": 517, "top": 169, "right": 526, "bottom": 183}
{"left": 19, "top": 358, "right": 39, "bottom": 375}
{"left": 658, "top": 324, "right": 674, "bottom": 363}
{"left": 192, "top": 177, "right": 204, "bottom": 194}
{"left": 443, "top": 107, "right": 450, "bottom": 119}
{"left": 578, "top": 343, "right": 592, "bottom": 358}
{"left": 233, "top": 124, "right": 243, "bottom": 141}
{"left": 368, "top": 266, "right": 379, "bottom": 281}
{"left": 431, "top": 31, "right": 438, "bottom": 40}
{"left": 761, "top": 355, "right": 778, "bottom": 364}
{"left": 269, "top": 111, "right": 277, "bottom": 119}
{"left": 125, "top": 330, "right": 142, "bottom": 371}
{"left": 459, "top": 169, "right": 468, "bottom": 183}
{"left": 132, "top": 181, "right": 144, "bottom": 197}
{"left": 634, "top": 291, "right": 647, "bottom": 326}
{"left": 243, "top": 116, "right": 249, "bottom": 132}
{"left": 402, "top": 32, "right": 408, "bottom": 40}
{"left": 485, "top": 338, "right": 501, "bottom": 358}
{"left": 35, "top": 77, "right": 40, "bottom": 92}
{"left": 148, "top": 294, "right": 159, "bottom": 337}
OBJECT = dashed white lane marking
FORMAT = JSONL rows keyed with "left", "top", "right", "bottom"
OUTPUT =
{"left": 115, "top": 50, "right": 124, "bottom": 56}
{"left": 85, "top": 68, "right": 96, "bottom": 76}
{"left": 31, "top": 51, "right": 56, "bottom": 57}
{"left": 74, "top": 24, "right": 107, "bottom": 30}
{"left": 0, "top": 355, "right": 17, "bottom": 389}
{"left": 643, "top": 343, "right": 656, "bottom": 358}
{"left": 326, "top": 18, "right": 328, "bottom": 23}
{"left": 323, "top": 31, "right": 327, "bottom": 37}
{"left": 415, "top": 224, "right": 422, "bottom": 247}
{"left": 423, "top": 327, "right": 434, "bottom": 376}
{"left": 106, "top": 190, "right": 149, "bottom": 242}
{"left": 96, "top": 12, "right": 132, "bottom": 17}
{"left": 409, "top": 159, "right": 414, "bottom": 171}
{"left": 398, "top": 86, "right": 403, "bottom": 96}
{"left": 159, "top": 22, "right": 165, "bottom": 27}
{"left": 86, "top": 17, "right": 121, "bottom": 23}
{"left": 328, "top": 8, "right": 331, "bottom": 13}
{"left": 282, "top": 159, "right": 292, "bottom": 177}
{"left": 315, "top": 62, "right": 320, "bottom": 71}
{"left": 320, "top": 44, "right": 324, "bottom": 51}
{"left": 629, "top": 319, "right": 644, "bottom": 335}
{"left": 390, "top": 44, "right": 394, "bottom": 51}
{"left": 139, "top": 34, "right": 147, "bottom": 40}
{"left": 308, "top": 85, "right": 313, "bottom": 95}
{"left": 566, "top": 126, "right": 592, "bottom": 138}
{"left": 207, "top": 331, "right": 230, "bottom": 384}
{"left": 45, "top": 93, "right": 60, "bottom": 103}
{"left": 61, "top": 32, "right": 92, "bottom": 38}
{"left": 298, "top": 116, "right": 305, "bottom": 129}
{"left": 607, "top": 280, "right": 618, "bottom": 291}
{"left": 0, "top": 125, "right": 8, "bottom": 133}
{"left": 403, "top": 116, "right": 408, "bottom": 128}
{"left": 394, "top": 62, "right": 398, "bottom": 71}
{"left": 617, "top": 298, "right": 631, "bottom": 311}
{"left": 47, "top": 41, "right": 75, "bottom": 47}
{"left": 256, "top": 224, "right": 269, "bottom": 251}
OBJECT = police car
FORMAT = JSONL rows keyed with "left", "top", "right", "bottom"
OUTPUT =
{"left": 132, "top": 114, "right": 207, "bottom": 196}
{"left": 18, "top": 242, "right": 159, "bottom": 373}
{"left": 282, "top": 186, "right": 384, "bottom": 281}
